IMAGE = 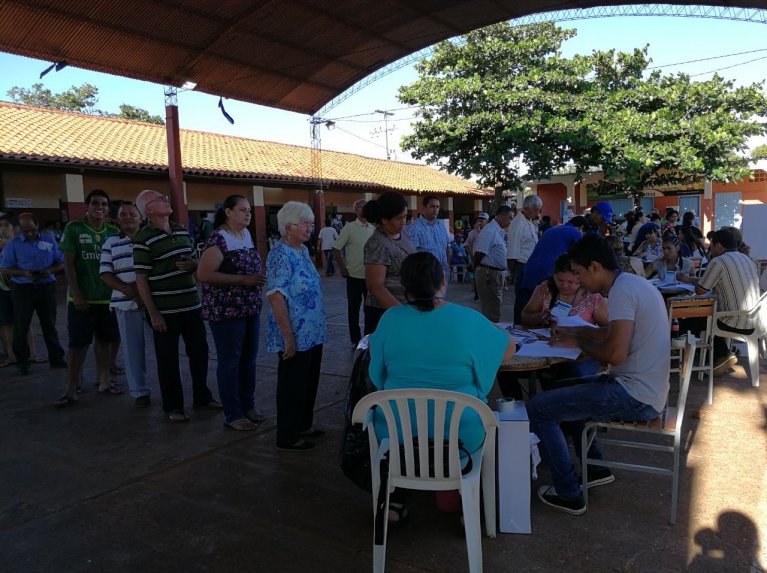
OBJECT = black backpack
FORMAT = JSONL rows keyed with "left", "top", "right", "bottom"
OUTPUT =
{"left": 338, "top": 348, "right": 376, "bottom": 491}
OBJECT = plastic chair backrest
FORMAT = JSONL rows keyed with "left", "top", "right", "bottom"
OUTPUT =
{"left": 353, "top": 389, "right": 497, "bottom": 484}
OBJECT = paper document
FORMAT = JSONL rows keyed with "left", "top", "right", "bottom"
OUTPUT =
{"left": 529, "top": 328, "right": 552, "bottom": 338}
{"left": 551, "top": 315, "right": 598, "bottom": 328}
{"left": 497, "top": 323, "right": 538, "bottom": 344}
{"left": 515, "top": 341, "right": 582, "bottom": 360}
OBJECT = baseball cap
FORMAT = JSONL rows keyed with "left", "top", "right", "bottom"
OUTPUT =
{"left": 591, "top": 202, "right": 614, "bottom": 224}
{"left": 477, "top": 212, "right": 489, "bottom": 220}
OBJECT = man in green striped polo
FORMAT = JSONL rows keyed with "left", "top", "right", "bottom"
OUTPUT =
{"left": 133, "top": 189, "right": 220, "bottom": 423}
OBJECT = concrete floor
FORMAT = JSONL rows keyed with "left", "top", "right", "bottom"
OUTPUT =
{"left": 1, "top": 275, "right": 765, "bottom": 572}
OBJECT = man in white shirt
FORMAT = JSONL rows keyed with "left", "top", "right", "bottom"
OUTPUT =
{"left": 680, "top": 228, "right": 761, "bottom": 376}
{"left": 318, "top": 223, "right": 339, "bottom": 277}
{"left": 527, "top": 234, "right": 670, "bottom": 515}
{"left": 508, "top": 195, "right": 542, "bottom": 322}
{"left": 333, "top": 200, "right": 375, "bottom": 347}
{"left": 472, "top": 206, "right": 513, "bottom": 323}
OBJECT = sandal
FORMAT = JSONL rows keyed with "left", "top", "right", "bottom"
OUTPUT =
{"left": 167, "top": 410, "right": 190, "bottom": 423}
{"left": 98, "top": 383, "right": 124, "bottom": 395}
{"left": 0, "top": 359, "right": 14, "bottom": 368}
{"left": 54, "top": 395, "right": 78, "bottom": 408}
{"left": 30, "top": 356, "right": 48, "bottom": 364}
{"left": 224, "top": 418, "right": 259, "bottom": 431}
{"left": 388, "top": 503, "right": 410, "bottom": 527}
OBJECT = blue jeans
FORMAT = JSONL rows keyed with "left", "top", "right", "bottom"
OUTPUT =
{"left": 115, "top": 308, "right": 151, "bottom": 398}
{"left": 209, "top": 315, "right": 260, "bottom": 423}
{"left": 323, "top": 250, "right": 334, "bottom": 275}
{"left": 526, "top": 374, "right": 660, "bottom": 499}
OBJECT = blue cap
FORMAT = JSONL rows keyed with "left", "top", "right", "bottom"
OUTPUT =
{"left": 592, "top": 202, "right": 614, "bottom": 224}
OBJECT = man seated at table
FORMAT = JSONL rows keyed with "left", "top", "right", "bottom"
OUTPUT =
{"left": 526, "top": 234, "right": 670, "bottom": 515}
{"left": 676, "top": 228, "right": 761, "bottom": 376}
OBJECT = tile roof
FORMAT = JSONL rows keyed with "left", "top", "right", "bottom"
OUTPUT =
{"left": 0, "top": 101, "right": 488, "bottom": 196}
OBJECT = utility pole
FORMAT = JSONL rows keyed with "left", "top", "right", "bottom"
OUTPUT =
{"left": 374, "top": 109, "right": 394, "bottom": 160}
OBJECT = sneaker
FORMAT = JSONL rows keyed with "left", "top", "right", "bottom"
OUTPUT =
{"left": 537, "top": 485, "right": 586, "bottom": 515}
{"left": 713, "top": 354, "right": 737, "bottom": 377}
{"left": 135, "top": 395, "right": 151, "bottom": 408}
{"left": 584, "top": 466, "right": 615, "bottom": 489}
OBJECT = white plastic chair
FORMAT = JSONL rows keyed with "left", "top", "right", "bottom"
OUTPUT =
{"left": 351, "top": 389, "right": 497, "bottom": 573}
{"left": 712, "top": 290, "right": 767, "bottom": 389}
{"left": 581, "top": 334, "right": 697, "bottom": 524}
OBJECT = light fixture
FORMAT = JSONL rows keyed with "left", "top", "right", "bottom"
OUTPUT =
{"left": 325, "top": 120, "right": 336, "bottom": 130}
{"left": 181, "top": 80, "right": 197, "bottom": 90}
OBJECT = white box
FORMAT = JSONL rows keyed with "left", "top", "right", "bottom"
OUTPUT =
{"left": 495, "top": 404, "right": 532, "bottom": 534}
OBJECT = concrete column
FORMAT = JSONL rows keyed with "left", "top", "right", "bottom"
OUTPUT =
{"left": 61, "top": 173, "right": 85, "bottom": 221}
{"left": 578, "top": 182, "right": 588, "bottom": 209}
{"left": 473, "top": 199, "right": 484, "bottom": 219}
{"left": 443, "top": 196, "right": 454, "bottom": 227}
{"left": 364, "top": 192, "right": 374, "bottom": 201}
{"left": 565, "top": 178, "right": 575, "bottom": 205}
{"left": 407, "top": 195, "right": 418, "bottom": 218}
{"left": 165, "top": 104, "right": 188, "bottom": 226}
{"left": 250, "top": 185, "right": 267, "bottom": 262}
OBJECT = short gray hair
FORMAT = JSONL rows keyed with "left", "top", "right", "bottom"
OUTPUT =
{"left": 135, "top": 189, "right": 159, "bottom": 217}
{"left": 277, "top": 201, "right": 314, "bottom": 237}
{"left": 522, "top": 195, "right": 543, "bottom": 209}
{"left": 353, "top": 199, "right": 367, "bottom": 211}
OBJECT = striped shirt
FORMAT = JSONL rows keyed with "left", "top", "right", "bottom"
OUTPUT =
{"left": 698, "top": 251, "right": 760, "bottom": 330}
{"left": 133, "top": 221, "right": 200, "bottom": 314}
{"left": 403, "top": 216, "right": 450, "bottom": 272}
{"left": 99, "top": 234, "right": 138, "bottom": 311}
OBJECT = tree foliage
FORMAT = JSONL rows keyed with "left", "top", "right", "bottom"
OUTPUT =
{"left": 752, "top": 144, "right": 767, "bottom": 160}
{"left": 7, "top": 82, "right": 165, "bottom": 125}
{"left": 398, "top": 22, "right": 767, "bottom": 203}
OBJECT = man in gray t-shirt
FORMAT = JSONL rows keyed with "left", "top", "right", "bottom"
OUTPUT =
{"left": 526, "top": 235, "right": 670, "bottom": 516}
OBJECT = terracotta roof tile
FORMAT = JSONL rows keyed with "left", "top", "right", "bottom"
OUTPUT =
{"left": 0, "top": 101, "right": 488, "bottom": 196}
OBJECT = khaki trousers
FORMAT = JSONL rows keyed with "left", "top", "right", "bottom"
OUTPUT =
{"left": 475, "top": 266, "right": 504, "bottom": 323}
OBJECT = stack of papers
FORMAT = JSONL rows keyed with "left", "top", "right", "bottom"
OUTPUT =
{"left": 551, "top": 315, "right": 598, "bottom": 328}
{"left": 497, "top": 323, "right": 538, "bottom": 344}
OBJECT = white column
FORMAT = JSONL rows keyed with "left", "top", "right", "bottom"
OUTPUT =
{"left": 364, "top": 192, "right": 374, "bottom": 201}
{"left": 445, "top": 197, "right": 454, "bottom": 211}
{"left": 473, "top": 199, "right": 483, "bottom": 212}
{"left": 62, "top": 173, "right": 84, "bottom": 203}
{"left": 251, "top": 185, "right": 265, "bottom": 207}
{"left": 407, "top": 195, "right": 418, "bottom": 211}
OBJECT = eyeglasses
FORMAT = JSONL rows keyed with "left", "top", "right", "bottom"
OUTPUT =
{"left": 146, "top": 195, "right": 170, "bottom": 207}
{"left": 291, "top": 222, "right": 315, "bottom": 230}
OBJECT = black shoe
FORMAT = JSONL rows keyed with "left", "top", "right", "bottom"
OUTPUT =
{"left": 277, "top": 439, "right": 315, "bottom": 451}
{"left": 583, "top": 466, "right": 615, "bottom": 489}
{"left": 193, "top": 400, "right": 224, "bottom": 410}
{"left": 244, "top": 409, "right": 265, "bottom": 424}
{"left": 135, "top": 395, "right": 151, "bottom": 408}
{"left": 537, "top": 485, "right": 586, "bottom": 515}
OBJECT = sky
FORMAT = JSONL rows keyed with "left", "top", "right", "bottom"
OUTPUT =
{"left": 1, "top": 14, "right": 766, "bottom": 163}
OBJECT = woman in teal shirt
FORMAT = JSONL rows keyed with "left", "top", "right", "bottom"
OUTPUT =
{"left": 369, "top": 252, "right": 515, "bottom": 455}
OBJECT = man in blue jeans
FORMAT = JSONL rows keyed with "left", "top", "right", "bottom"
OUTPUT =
{"left": 526, "top": 234, "right": 670, "bottom": 515}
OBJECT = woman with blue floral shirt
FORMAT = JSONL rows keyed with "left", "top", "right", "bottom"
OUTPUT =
{"left": 266, "top": 202, "right": 328, "bottom": 451}
{"left": 198, "top": 195, "right": 266, "bottom": 431}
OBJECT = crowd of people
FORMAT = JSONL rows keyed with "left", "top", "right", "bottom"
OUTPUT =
{"left": 1, "top": 189, "right": 763, "bottom": 518}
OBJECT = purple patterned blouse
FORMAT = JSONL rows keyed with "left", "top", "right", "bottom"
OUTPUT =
{"left": 201, "top": 229, "right": 263, "bottom": 322}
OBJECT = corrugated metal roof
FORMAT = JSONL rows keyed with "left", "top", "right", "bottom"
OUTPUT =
{"left": 0, "top": 101, "right": 487, "bottom": 196}
{"left": 3, "top": 0, "right": 756, "bottom": 115}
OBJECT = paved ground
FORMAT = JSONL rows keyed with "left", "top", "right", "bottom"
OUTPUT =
{"left": 1, "top": 274, "right": 765, "bottom": 572}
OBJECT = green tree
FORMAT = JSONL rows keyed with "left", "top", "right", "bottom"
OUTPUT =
{"left": 6, "top": 82, "right": 164, "bottom": 124}
{"left": 399, "top": 22, "right": 767, "bottom": 204}
{"left": 752, "top": 144, "right": 767, "bottom": 160}
{"left": 398, "top": 22, "right": 592, "bottom": 207}
{"left": 114, "top": 104, "right": 165, "bottom": 125}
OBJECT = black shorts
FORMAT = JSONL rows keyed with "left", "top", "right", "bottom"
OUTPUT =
{"left": 67, "top": 303, "right": 120, "bottom": 348}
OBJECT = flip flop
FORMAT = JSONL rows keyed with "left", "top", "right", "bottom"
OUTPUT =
{"left": 98, "top": 383, "right": 124, "bottom": 395}
{"left": 54, "top": 395, "right": 78, "bottom": 408}
{"left": 0, "top": 360, "right": 15, "bottom": 368}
